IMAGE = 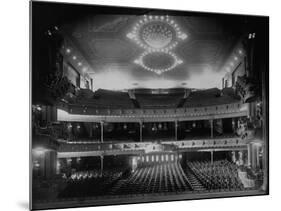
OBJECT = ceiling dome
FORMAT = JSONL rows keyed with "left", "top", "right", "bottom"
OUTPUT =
{"left": 141, "top": 23, "right": 173, "bottom": 49}
{"left": 134, "top": 51, "right": 183, "bottom": 74}
{"left": 127, "top": 15, "right": 187, "bottom": 74}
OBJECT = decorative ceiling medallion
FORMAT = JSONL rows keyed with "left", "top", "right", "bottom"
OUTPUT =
{"left": 134, "top": 51, "right": 183, "bottom": 75}
{"left": 127, "top": 15, "right": 187, "bottom": 51}
{"left": 142, "top": 23, "right": 173, "bottom": 49}
{"left": 127, "top": 15, "right": 187, "bottom": 74}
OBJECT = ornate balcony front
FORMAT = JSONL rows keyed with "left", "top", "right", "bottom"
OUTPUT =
{"left": 57, "top": 137, "right": 247, "bottom": 158}
{"left": 57, "top": 102, "right": 249, "bottom": 123}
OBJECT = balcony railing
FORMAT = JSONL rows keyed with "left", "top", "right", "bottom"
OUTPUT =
{"left": 57, "top": 137, "right": 247, "bottom": 158}
{"left": 58, "top": 102, "right": 249, "bottom": 123}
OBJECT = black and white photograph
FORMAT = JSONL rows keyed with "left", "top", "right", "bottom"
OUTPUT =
{"left": 30, "top": 1, "right": 269, "bottom": 210}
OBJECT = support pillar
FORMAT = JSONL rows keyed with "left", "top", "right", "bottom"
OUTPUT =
{"left": 232, "top": 118, "right": 236, "bottom": 134}
{"left": 247, "top": 144, "right": 251, "bottom": 167}
{"left": 139, "top": 121, "right": 143, "bottom": 142}
{"left": 210, "top": 119, "right": 214, "bottom": 138}
{"left": 211, "top": 151, "right": 214, "bottom": 164}
{"left": 256, "top": 145, "right": 260, "bottom": 169}
{"left": 89, "top": 122, "right": 93, "bottom": 138}
{"left": 100, "top": 155, "right": 104, "bottom": 177}
{"left": 238, "top": 151, "right": 244, "bottom": 166}
{"left": 231, "top": 151, "right": 236, "bottom": 164}
{"left": 261, "top": 143, "right": 267, "bottom": 190}
{"left": 175, "top": 120, "right": 178, "bottom": 141}
{"left": 66, "top": 158, "right": 72, "bottom": 177}
{"left": 100, "top": 121, "right": 104, "bottom": 143}
{"left": 56, "top": 159, "right": 61, "bottom": 175}
{"left": 44, "top": 150, "right": 57, "bottom": 179}
{"left": 251, "top": 144, "right": 257, "bottom": 169}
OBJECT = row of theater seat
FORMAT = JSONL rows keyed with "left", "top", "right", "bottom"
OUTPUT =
{"left": 58, "top": 160, "right": 246, "bottom": 199}
{"left": 68, "top": 170, "right": 122, "bottom": 181}
{"left": 76, "top": 89, "right": 135, "bottom": 109}
{"left": 135, "top": 94, "right": 184, "bottom": 108}
{"left": 58, "top": 170, "right": 122, "bottom": 198}
{"left": 74, "top": 88, "right": 239, "bottom": 109}
{"left": 187, "top": 160, "right": 245, "bottom": 190}
{"left": 113, "top": 162, "right": 193, "bottom": 195}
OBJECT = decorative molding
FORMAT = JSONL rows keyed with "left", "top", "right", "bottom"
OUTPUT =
{"left": 57, "top": 102, "right": 249, "bottom": 123}
{"left": 57, "top": 137, "right": 247, "bottom": 158}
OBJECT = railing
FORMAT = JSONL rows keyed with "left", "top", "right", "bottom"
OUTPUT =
{"left": 58, "top": 141, "right": 162, "bottom": 153}
{"left": 58, "top": 102, "right": 249, "bottom": 122}
{"left": 57, "top": 137, "right": 247, "bottom": 158}
{"left": 169, "top": 138, "right": 246, "bottom": 149}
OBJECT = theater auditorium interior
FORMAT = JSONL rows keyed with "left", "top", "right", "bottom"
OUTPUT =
{"left": 31, "top": 2, "right": 269, "bottom": 209}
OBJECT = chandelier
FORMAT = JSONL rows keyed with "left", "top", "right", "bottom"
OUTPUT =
{"left": 127, "top": 15, "right": 187, "bottom": 74}
{"left": 142, "top": 23, "right": 173, "bottom": 49}
{"left": 134, "top": 50, "right": 183, "bottom": 75}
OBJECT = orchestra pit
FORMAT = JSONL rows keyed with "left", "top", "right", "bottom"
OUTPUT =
{"left": 31, "top": 2, "right": 268, "bottom": 210}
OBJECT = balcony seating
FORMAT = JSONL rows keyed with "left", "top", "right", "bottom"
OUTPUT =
{"left": 64, "top": 88, "right": 241, "bottom": 110}
{"left": 75, "top": 89, "right": 134, "bottom": 109}
{"left": 183, "top": 88, "right": 240, "bottom": 107}
{"left": 187, "top": 160, "right": 245, "bottom": 191}
{"left": 182, "top": 132, "right": 238, "bottom": 140}
{"left": 135, "top": 93, "right": 184, "bottom": 108}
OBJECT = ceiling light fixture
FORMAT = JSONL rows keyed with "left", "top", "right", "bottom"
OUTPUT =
{"left": 128, "top": 15, "right": 187, "bottom": 74}
{"left": 127, "top": 15, "right": 187, "bottom": 51}
{"left": 134, "top": 51, "right": 183, "bottom": 75}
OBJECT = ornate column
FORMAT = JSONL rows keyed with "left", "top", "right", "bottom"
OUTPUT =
{"left": 100, "top": 121, "right": 104, "bottom": 143}
{"left": 238, "top": 151, "right": 244, "bottom": 166}
{"left": 139, "top": 121, "right": 143, "bottom": 142}
{"left": 232, "top": 118, "right": 236, "bottom": 134}
{"left": 175, "top": 120, "right": 178, "bottom": 141}
{"left": 100, "top": 155, "right": 104, "bottom": 177}
{"left": 89, "top": 122, "right": 93, "bottom": 138}
{"left": 210, "top": 119, "right": 214, "bottom": 138}
{"left": 251, "top": 144, "right": 257, "bottom": 169}
{"left": 256, "top": 145, "right": 260, "bottom": 169}
{"left": 247, "top": 144, "right": 251, "bottom": 167}
{"left": 211, "top": 151, "right": 214, "bottom": 164}
{"left": 56, "top": 159, "right": 61, "bottom": 175}
{"left": 66, "top": 158, "right": 72, "bottom": 177}
{"left": 231, "top": 151, "right": 236, "bottom": 164}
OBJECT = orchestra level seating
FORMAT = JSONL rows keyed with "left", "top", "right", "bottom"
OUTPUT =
{"left": 57, "top": 160, "right": 247, "bottom": 199}
{"left": 111, "top": 162, "right": 193, "bottom": 195}
{"left": 186, "top": 160, "right": 245, "bottom": 191}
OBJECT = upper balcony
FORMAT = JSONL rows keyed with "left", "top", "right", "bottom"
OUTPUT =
{"left": 57, "top": 87, "right": 246, "bottom": 123}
